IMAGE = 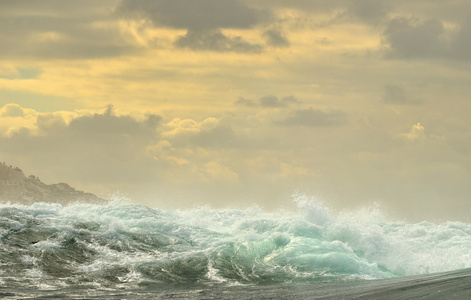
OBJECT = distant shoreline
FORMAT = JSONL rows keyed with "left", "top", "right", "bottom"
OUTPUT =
{"left": 0, "top": 162, "right": 106, "bottom": 205}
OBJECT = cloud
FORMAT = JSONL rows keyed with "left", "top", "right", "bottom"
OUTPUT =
{"left": 448, "top": 136, "right": 471, "bottom": 156}
{"left": 382, "top": 84, "right": 421, "bottom": 105}
{"left": 117, "top": 0, "right": 266, "bottom": 31}
{"left": 383, "top": 17, "right": 445, "bottom": 59}
{"left": 0, "top": 1, "right": 139, "bottom": 59}
{"left": 159, "top": 117, "right": 249, "bottom": 150}
{"left": 278, "top": 108, "right": 348, "bottom": 127}
{"left": 202, "top": 161, "right": 239, "bottom": 184}
{"left": 191, "top": 125, "right": 239, "bottom": 149}
{"left": 235, "top": 95, "right": 301, "bottom": 108}
{"left": 36, "top": 113, "right": 68, "bottom": 134}
{"left": 452, "top": 17, "right": 471, "bottom": 60}
{"left": 263, "top": 28, "right": 289, "bottom": 47}
{"left": 0, "top": 104, "right": 39, "bottom": 136}
{"left": 160, "top": 116, "right": 279, "bottom": 153}
{"left": 0, "top": 67, "right": 42, "bottom": 80}
{"left": 400, "top": 122, "right": 425, "bottom": 142}
{"left": 260, "top": 96, "right": 284, "bottom": 108}
{"left": 0, "top": 103, "right": 26, "bottom": 118}
{"left": 346, "top": 0, "right": 391, "bottom": 24}
{"left": 0, "top": 105, "right": 162, "bottom": 185}
{"left": 382, "top": 16, "right": 471, "bottom": 60}
{"left": 162, "top": 117, "right": 219, "bottom": 140}
{"left": 234, "top": 97, "right": 257, "bottom": 107}
{"left": 382, "top": 84, "right": 407, "bottom": 104}
{"left": 161, "top": 117, "right": 250, "bottom": 149}
{"left": 174, "top": 30, "right": 262, "bottom": 53}
{"left": 146, "top": 140, "right": 190, "bottom": 166}
{"left": 117, "top": 0, "right": 270, "bottom": 53}
{"left": 67, "top": 105, "right": 161, "bottom": 140}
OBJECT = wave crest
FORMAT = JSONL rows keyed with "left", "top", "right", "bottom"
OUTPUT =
{"left": 1, "top": 195, "right": 471, "bottom": 290}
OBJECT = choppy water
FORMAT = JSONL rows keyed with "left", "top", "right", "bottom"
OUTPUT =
{"left": 1, "top": 194, "right": 471, "bottom": 298}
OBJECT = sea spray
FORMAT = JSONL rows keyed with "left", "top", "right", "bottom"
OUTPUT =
{"left": 1, "top": 194, "right": 471, "bottom": 292}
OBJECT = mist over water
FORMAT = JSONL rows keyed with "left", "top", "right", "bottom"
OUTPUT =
{"left": 1, "top": 193, "right": 471, "bottom": 293}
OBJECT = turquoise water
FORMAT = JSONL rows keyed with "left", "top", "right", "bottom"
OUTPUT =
{"left": 1, "top": 194, "right": 471, "bottom": 297}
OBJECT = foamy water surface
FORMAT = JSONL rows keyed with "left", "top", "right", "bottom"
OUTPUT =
{"left": 1, "top": 194, "right": 471, "bottom": 293}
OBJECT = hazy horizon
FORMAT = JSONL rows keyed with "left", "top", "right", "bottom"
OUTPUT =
{"left": 1, "top": 0, "right": 471, "bottom": 222}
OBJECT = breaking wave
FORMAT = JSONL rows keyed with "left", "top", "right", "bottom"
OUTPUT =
{"left": 1, "top": 194, "right": 471, "bottom": 291}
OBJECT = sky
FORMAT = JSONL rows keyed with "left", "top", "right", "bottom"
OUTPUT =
{"left": 1, "top": 0, "right": 471, "bottom": 222}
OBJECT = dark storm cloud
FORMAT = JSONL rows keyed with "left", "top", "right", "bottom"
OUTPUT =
{"left": 174, "top": 30, "right": 262, "bottom": 53}
{"left": 117, "top": 0, "right": 269, "bottom": 52}
{"left": 0, "top": 0, "right": 136, "bottom": 59}
{"left": 278, "top": 108, "right": 348, "bottom": 127}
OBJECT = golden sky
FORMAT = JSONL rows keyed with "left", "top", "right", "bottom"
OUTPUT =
{"left": 1, "top": 0, "right": 471, "bottom": 221}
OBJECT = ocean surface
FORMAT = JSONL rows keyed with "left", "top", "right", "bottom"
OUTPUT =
{"left": 1, "top": 194, "right": 471, "bottom": 299}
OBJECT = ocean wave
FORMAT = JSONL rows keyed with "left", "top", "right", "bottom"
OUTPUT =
{"left": 1, "top": 194, "right": 471, "bottom": 291}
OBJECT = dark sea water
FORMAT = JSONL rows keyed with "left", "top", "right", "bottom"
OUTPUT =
{"left": 1, "top": 194, "right": 471, "bottom": 299}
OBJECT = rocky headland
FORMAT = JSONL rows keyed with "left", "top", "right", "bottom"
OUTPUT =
{"left": 0, "top": 162, "right": 106, "bottom": 205}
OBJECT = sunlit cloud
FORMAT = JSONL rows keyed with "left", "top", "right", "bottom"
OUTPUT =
{"left": 400, "top": 122, "right": 425, "bottom": 142}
